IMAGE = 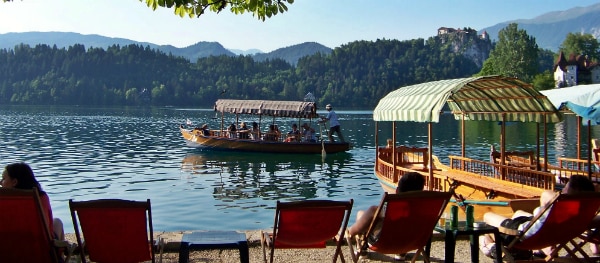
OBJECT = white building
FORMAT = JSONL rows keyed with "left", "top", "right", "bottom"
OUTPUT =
{"left": 554, "top": 51, "right": 600, "bottom": 88}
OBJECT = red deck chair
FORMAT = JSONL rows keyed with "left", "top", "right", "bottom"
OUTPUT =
{"left": 500, "top": 192, "right": 600, "bottom": 262}
{"left": 261, "top": 199, "right": 354, "bottom": 263}
{"left": 351, "top": 191, "right": 452, "bottom": 263}
{"left": 69, "top": 199, "right": 159, "bottom": 263}
{"left": 0, "top": 188, "right": 72, "bottom": 263}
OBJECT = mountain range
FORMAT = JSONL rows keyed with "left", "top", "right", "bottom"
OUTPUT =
{"left": 1, "top": 2, "right": 599, "bottom": 64}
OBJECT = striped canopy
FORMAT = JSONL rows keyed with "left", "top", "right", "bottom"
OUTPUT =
{"left": 214, "top": 99, "right": 318, "bottom": 118}
{"left": 373, "top": 76, "right": 562, "bottom": 123}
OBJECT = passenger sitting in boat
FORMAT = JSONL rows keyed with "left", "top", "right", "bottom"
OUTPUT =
{"left": 479, "top": 175, "right": 595, "bottom": 258}
{"left": 238, "top": 122, "right": 250, "bottom": 139}
{"left": 346, "top": 172, "right": 424, "bottom": 260}
{"left": 264, "top": 124, "right": 280, "bottom": 141}
{"left": 200, "top": 124, "right": 210, "bottom": 136}
{"left": 227, "top": 123, "right": 237, "bottom": 138}
{"left": 285, "top": 123, "right": 301, "bottom": 142}
{"left": 301, "top": 123, "right": 316, "bottom": 142}
{"left": 250, "top": 121, "right": 260, "bottom": 140}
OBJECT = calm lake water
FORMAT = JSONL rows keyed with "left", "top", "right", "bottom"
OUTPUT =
{"left": 0, "top": 106, "right": 597, "bottom": 233}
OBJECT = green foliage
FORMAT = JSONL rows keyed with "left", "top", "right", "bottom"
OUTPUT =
{"left": 0, "top": 39, "right": 480, "bottom": 108}
{"left": 478, "top": 23, "right": 539, "bottom": 82}
{"left": 141, "top": 0, "right": 293, "bottom": 21}
{"left": 532, "top": 70, "right": 554, "bottom": 91}
{"left": 559, "top": 32, "right": 600, "bottom": 61}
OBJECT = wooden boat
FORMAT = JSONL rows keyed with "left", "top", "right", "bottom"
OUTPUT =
{"left": 373, "top": 76, "right": 563, "bottom": 220}
{"left": 180, "top": 99, "right": 351, "bottom": 154}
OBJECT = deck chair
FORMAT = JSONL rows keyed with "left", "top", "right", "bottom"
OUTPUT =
{"left": 261, "top": 199, "right": 354, "bottom": 263}
{"left": 350, "top": 191, "right": 452, "bottom": 263}
{"left": 568, "top": 224, "right": 600, "bottom": 261}
{"left": 0, "top": 188, "right": 74, "bottom": 263}
{"left": 69, "top": 198, "right": 161, "bottom": 263}
{"left": 499, "top": 192, "right": 600, "bottom": 262}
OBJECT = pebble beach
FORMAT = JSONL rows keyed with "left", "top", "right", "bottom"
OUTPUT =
{"left": 64, "top": 230, "right": 591, "bottom": 262}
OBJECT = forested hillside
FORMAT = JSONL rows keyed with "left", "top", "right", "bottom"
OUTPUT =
{"left": 0, "top": 37, "right": 481, "bottom": 108}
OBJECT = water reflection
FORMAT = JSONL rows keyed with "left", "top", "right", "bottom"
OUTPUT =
{"left": 181, "top": 151, "right": 353, "bottom": 202}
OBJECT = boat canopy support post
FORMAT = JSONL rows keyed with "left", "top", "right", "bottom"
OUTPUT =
{"left": 578, "top": 116, "right": 582, "bottom": 160}
{"left": 375, "top": 121, "right": 379, "bottom": 158}
{"left": 536, "top": 123, "right": 541, "bottom": 171}
{"left": 392, "top": 121, "right": 397, "bottom": 183}
{"left": 588, "top": 120, "right": 593, "bottom": 178}
{"left": 220, "top": 111, "right": 224, "bottom": 137}
{"left": 500, "top": 114, "right": 506, "bottom": 180}
{"left": 544, "top": 117, "right": 548, "bottom": 172}
{"left": 428, "top": 122, "right": 434, "bottom": 191}
{"left": 461, "top": 114, "right": 466, "bottom": 170}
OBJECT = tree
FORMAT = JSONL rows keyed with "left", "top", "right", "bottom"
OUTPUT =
{"left": 141, "top": 0, "right": 294, "bottom": 20}
{"left": 477, "top": 23, "right": 539, "bottom": 82}
{"left": 559, "top": 32, "right": 600, "bottom": 62}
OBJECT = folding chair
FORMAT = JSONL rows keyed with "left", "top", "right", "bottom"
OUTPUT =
{"left": 499, "top": 192, "right": 600, "bottom": 262}
{"left": 70, "top": 198, "right": 161, "bottom": 263}
{"left": 261, "top": 199, "right": 354, "bottom": 263}
{"left": 350, "top": 191, "right": 452, "bottom": 263}
{"left": 0, "top": 188, "right": 73, "bottom": 263}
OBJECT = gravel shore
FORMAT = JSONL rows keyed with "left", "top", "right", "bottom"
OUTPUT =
{"left": 64, "top": 230, "right": 594, "bottom": 262}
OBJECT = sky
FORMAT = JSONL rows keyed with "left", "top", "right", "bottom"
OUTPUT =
{"left": 1, "top": 0, "right": 599, "bottom": 53}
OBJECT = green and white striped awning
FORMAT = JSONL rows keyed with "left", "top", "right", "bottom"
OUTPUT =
{"left": 373, "top": 76, "right": 562, "bottom": 123}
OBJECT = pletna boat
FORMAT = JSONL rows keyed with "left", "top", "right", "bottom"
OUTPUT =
{"left": 180, "top": 99, "right": 351, "bottom": 154}
{"left": 373, "top": 76, "right": 563, "bottom": 220}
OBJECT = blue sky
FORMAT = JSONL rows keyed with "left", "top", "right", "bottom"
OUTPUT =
{"left": 1, "top": 0, "right": 599, "bottom": 52}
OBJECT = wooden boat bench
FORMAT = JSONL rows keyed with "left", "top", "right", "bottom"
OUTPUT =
{"left": 395, "top": 146, "right": 429, "bottom": 171}
{"left": 490, "top": 150, "right": 536, "bottom": 169}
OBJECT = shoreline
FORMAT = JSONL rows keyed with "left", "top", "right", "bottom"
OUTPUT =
{"left": 64, "top": 230, "right": 590, "bottom": 262}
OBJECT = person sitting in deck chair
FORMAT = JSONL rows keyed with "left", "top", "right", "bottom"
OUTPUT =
{"left": 479, "top": 174, "right": 596, "bottom": 259}
{"left": 346, "top": 172, "right": 425, "bottom": 260}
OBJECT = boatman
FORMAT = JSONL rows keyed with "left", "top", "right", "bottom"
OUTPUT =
{"left": 320, "top": 104, "right": 345, "bottom": 143}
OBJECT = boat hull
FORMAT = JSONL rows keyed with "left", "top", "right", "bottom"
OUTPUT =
{"left": 181, "top": 128, "right": 350, "bottom": 154}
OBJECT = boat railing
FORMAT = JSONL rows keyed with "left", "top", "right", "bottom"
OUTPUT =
{"left": 556, "top": 157, "right": 600, "bottom": 182}
{"left": 449, "top": 155, "right": 555, "bottom": 190}
{"left": 376, "top": 146, "right": 446, "bottom": 191}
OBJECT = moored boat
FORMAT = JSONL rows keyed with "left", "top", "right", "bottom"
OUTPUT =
{"left": 373, "top": 76, "right": 562, "bottom": 220}
{"left": 180, "top": 99, "right": 351, "bottom": 154}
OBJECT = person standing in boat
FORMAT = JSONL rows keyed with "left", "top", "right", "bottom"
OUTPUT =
{"left": 320, "top": 104, "right": 345, "bottom": 143}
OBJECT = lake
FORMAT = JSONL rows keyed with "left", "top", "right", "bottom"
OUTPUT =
{"left": 0, "top": 106, "right": 597, "bottom": 233}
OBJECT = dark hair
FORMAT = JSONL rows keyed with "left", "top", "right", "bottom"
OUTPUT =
{"left": 3, "top": 162, "right": 43, "bottom": 191}
{"left": 562, "top": 175, "right": 595, "bottom": 194}
{"left": 396, "top": 172, "right": 425, "bottom": 193}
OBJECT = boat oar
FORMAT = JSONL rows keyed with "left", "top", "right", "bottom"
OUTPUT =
{"left": 318, "top": 121, "right": 326, "bottom": 160}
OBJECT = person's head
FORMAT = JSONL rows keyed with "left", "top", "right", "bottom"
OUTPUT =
{"left": 326, "top": 104, "right": 332, "bottom": 111}
{"left": 562, "top": 175, "right": 595, "bottom": 194}
{"left": 395, "top": 172, "right": 425, "bottom": 194}
{"left": 269, "top": 124, "right": 275, "bottom": 131}
{"left": 302, "top": 123, "right": 309, "bottom": 130}
{"left": 292, "top": 123, "right": 297, "bottom": 130}
{"left": 241, "top": 122, "right": 246, "bottom": 128}
{"left": 1, "top": 162, "right": 42, "bottom": 191}
{"left": 252, "top": 122, "right": 258, "bottom": 129}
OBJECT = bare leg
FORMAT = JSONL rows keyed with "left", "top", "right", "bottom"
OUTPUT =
{"left": 53, "top": 218, "right": 64, "bottom": 241}
{"left": 347, "top": 206, "right": 377, "bottom": 237}
{"left": 483, "top": 212, "right": 509, "bottom": 228}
